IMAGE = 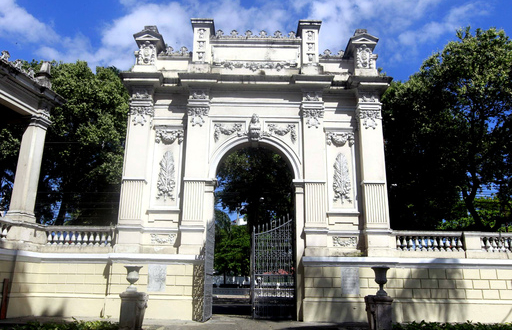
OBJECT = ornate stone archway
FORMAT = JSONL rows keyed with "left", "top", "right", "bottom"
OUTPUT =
{"left": 118, "top": 19, "right": 392, "bottom": 320}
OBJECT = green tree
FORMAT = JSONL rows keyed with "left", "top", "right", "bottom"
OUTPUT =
{"left": 214, "top": 221, "right": 251, "bottom": 278}
{"left": 216, "top": 147, "right": 294, "bottom": 230}
{"left": 0, "top": 121, "right": 24, "bottom": 213}
{"left": 0, "top": 60, "right": 130, "bottom": 225}
{"left": 39, "top": 61, "right": 129, "bottom": 225}
{"left": 383, "top": 27, "right": 512, "bottom": 230}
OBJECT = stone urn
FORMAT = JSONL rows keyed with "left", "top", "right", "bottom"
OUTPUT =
{"left": 125, "top": 265, "right": 143, "bottom": 292}
{"left": 371, "top": 266, "right": 390, "bottom": 296}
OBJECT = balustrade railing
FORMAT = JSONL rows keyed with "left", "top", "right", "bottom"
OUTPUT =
{"left": 0, "top": 217, "right": 115, "bottom": 249}
{"left": 479, "top": 233, "right": 512, "bottom": 253}
{"left": 45, "top": 226, "right": 115, "bottom": 247}
{"left": 393, "top": 231, "right": 464, "bottom": 252}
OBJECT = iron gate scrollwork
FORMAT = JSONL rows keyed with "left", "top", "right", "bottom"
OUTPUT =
{"left": 251, "top": 216, "right": 295, "bottom": 319}
{"left": 203, "top": 219, "right": 215, "bottom": 321}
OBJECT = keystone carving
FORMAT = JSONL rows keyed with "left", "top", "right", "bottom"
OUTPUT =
{"left": 248, "top": 114, "right": 262, "bottom": 141}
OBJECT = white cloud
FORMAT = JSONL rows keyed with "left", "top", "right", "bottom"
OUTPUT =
{"left": 0, "top": 0, "right": 58, "bottom": 43}
{"left": 2, "top": 0, "right": 493, "bottom": 74}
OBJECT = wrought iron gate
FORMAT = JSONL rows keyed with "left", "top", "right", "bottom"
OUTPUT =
{"left": 251, "top": 216, "right": 295, "bottom": 319}
{"left": 203, "top": 219, "right": 215, "bottom": 321}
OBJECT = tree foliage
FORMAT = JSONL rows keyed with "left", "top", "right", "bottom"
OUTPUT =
{"left": 214, "top": 209, "right": 250, "bottom": 277}
{"left": 216, "top": 147, "right": 294, "bottom": 230}
{"left": 383, "top": 27, "right": 512, "bottom": 230}
{"left": 1, "top": 60, "right": 129, "bottom": 225}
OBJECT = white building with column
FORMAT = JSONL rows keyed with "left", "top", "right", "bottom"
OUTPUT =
{"left": 0, "top": 20, "right": 512, "bottom": 324}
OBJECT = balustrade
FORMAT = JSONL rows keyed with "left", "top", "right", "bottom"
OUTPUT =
{"left": 393, "top": 231, "right": 464, "bottom": 252}
{"left": 45, "top": 227, "right": 115, "bottom": 247}
{"left": 480, "top": 233, "right": 512, "bottom": 253}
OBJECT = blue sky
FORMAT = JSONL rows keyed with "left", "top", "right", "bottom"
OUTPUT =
{"left": 1, "top": 0, "right": 511, "bottom": 81}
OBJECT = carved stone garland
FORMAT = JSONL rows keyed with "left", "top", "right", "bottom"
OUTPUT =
{"left": 333, "top": 236, "right": 357, "bottom": 247}
{"left": 268, "top": 124, "right": 296, "bottom": 143}
{"left": 157, "top": 151, "right": 176, "bottom": 201}
{"left": 214, "top": 123, "right": 243, "bottom": 142}
{"left": 151, "top": 233, "right": 177, "bottom": 245}
{"left": 326, "top": 132, "right": 355, "bottom": 147}
{"left": 333, "top": 153, "right": 352, "bottom": 203}
{"left": 155, "top": 129, "right": 184, "bottom": 144}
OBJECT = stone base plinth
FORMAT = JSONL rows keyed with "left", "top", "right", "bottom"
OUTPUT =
{"left": 365, "top": 295, "right": 393, "bottom": 330}
{"left": 119, "top": 291, "right": 148, "bottom": 330}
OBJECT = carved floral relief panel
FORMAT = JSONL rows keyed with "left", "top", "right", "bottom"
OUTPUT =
{"left": 326, "top": 131, "right": 357, "bottom": 210}
{"left": 150, "top": 126, "right": 183, "bottom": 209}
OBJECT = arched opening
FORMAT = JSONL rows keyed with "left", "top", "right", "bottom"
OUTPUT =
{"left": 211, "top": 144, "right": 296, "bottom": 319}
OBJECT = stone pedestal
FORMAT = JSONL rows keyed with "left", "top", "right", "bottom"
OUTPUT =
{"left": 364, "top": 295, "right": 393, "bottom": 330}
{"left": 119, "top": 291, "right": 148, "bottom": 330}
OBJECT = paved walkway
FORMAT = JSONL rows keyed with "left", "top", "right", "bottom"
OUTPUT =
{"left": 0, "top": 315, "right": 369, "bottom": 330}
{"left": 144, "top": 315, "right": 368, "bottom": 330}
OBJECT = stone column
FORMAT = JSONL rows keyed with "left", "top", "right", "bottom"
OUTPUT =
{"left": 179, "top": 88, "right": 212, "bottom": 254}
{"left": 355, "top": 89, "right": 391, "bottom": 255}
{"left": 6, "top": 110, "right": 51, "bottom": 223}
{"left": 300, "top": 91, "right": 328, "bottom": 253}
{"left": 293, "top": 180, "right": 305, "bottom": 320}
{"left": 117, "top": 87, "right": 154, "bottom": 252}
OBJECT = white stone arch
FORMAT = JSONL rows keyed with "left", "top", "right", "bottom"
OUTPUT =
{"left": 208, "top": 135, "right": 303, "bottom": 180}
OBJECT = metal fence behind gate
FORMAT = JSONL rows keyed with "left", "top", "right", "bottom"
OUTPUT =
{"left": 251, "top": 215, "right": 295, "bottom": 319}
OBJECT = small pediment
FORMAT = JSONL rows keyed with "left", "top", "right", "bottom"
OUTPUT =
{"left": 134, "top": 26, "right": 166, "bottom": 53}
{"left": 343, "top": 30, "right": 379, "bottom": 59}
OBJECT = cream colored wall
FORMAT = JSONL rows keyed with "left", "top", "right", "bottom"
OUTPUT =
{"left": 0, "top": 258, "right": 198, "bottom": 321}
{"left": 303, "top": 265, "right": 512, "bottom": 323}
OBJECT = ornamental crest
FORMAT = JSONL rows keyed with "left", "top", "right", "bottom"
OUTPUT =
{"left": 333, "top": 153, "right": 351, "bottom": 203}
{"left": 326, "top": 132, "right": 355, "bottom": 147}
{"left": 357, "top": 109, "right": 382, "bottom": 129}
{"left": 302, "top": 109, "right": 324, "bottom": 128}
{"left": 138, "top": 41, "right": 156, "bottom": 65}
{"left": 188, "top": 107, "right": 209, "bottom": 126}
{"left": 356, "top": 44, "right": 375, "bottom": 69}
{"left": 157, "top": 151, "right": 176, "bottom": 201}
{"left": 130, "top": 106, "right": 154, "bottom": 126}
